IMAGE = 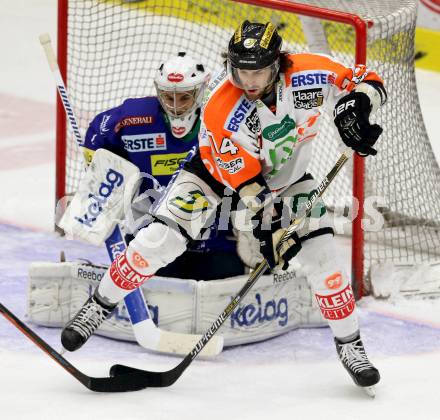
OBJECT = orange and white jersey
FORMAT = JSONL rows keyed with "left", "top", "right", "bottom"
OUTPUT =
{"left": 199, "top": 53, "right": 383, "bottom": 191}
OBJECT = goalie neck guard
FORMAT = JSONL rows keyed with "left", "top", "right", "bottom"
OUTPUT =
{"left": 154, "top": 52, "right": 210, "bottom": 138}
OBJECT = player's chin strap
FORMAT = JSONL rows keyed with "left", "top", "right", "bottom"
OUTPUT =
{"left": 106, "top": 147, "right": 354, "bottom": 390}
{"left": 39, "top": 33, "right": 222, "bottom": 357}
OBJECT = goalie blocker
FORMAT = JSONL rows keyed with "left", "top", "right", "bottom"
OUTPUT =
{"left": 27, "top": 260, "right": 326, "bottom": 347}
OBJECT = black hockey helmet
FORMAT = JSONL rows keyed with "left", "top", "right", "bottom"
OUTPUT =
{"left": 228, "top": 21, "right": 282, "bottom": 70}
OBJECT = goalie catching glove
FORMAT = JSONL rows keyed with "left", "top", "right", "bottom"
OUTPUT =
{"left": 238, "top": 180, "right": 301, "bottom": 270}
{"left": 333, "top": 87, "right": 384, "bottom": 156}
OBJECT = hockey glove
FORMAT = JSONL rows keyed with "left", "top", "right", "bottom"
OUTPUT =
{"left": 252, "top": 218, "right": 302, "bottom": 270}
{"left": 333, "top": 91, "right": 383, "bottom": 156}
{"left": 238, "top": 178, "right": 302, "bottom": 270}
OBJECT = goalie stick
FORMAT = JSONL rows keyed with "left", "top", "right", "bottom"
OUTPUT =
{"left": 107, "top": 148, "right": 353, "bottom": 388}
{"left": 39, "top": 33, "right": 223, "bottom": 357}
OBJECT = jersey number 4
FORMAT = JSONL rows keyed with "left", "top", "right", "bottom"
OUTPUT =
{"left": 206, "top": 130, "right": 239, "bottom": 155}
{"left": 219, "top": 137, "right": 238, "bottom": 155}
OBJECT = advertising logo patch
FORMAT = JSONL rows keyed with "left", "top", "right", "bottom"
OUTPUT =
{"left": 131, "top": 251, "right": 149, "bottom": 269}
{"left": 291, "top": 72, "right": 330, "bottom": 88}
{"left": 243, "top": 38, "right": 257, "bottom": 48}
{"left": 273, "top": 270, "right": 296, "bottom": 284}
{"left": 215, "top": 156, "right": 244, "bottom": 174}
{"left": 74, "top": 168, "right": 124, "bottom": 229}
{"left": 262, "top": 115, "right": 296, "bottom": 141}
{"left": 325, "top": 272, "right": 343, "bottom": 290}
{"left": 82, "top": 147, "right": 95, "bottom": 165}
{"left": 108, "top": 240, "right": 126, "bottom": 260}
{"left": 167, "top": 182, "right": 212, "bottom": 221}
{"left": 109, "top": 253, "right": 152, "bottom": 291}
{"left": 151, "top": 152, "right": 188, "bottom": 176}
{"left": 167, "top": 73, "right": 184, "bottom": 82}
{"left": 122, "top": 133, "right": 167, "bottom": 152}
{"left": 230, "top": 293, "right": 288, "bottom": 328}
{"left": 225, "top": 97, "right": 252, "bottom": 132}
{"left": 99, "top": 114, "right": 111, "bottom": 134}
{"left": 245, "top": 108, "right": 260, "bottom": 134}
{"left": 315, "top": 284, "right": 355, "bottom": 320}
{"left": 169, "top": 190, "right": 210, "bottom": 214}
{"left": 293, "top": 88, "right": 324, "bottom": 109}
{"left": 114, "top": 115, "right": 154, "bottom": 133}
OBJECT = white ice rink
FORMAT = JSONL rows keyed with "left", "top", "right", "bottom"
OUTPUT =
{"left": 1, "top": 1, "right": 440, "bottom": 419}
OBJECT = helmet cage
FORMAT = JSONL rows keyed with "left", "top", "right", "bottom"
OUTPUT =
{"left": 155, "top": 84, "right": 203, "bottom": 118}
{"left": 154, "top": 52, "right": 209, "bottom": 138}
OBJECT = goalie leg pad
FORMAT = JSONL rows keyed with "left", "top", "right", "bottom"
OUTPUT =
{"left": 97, "top": 223, "right": 188, "bottom": 303}
{"left": 297, "top": 235, "right": 359, "bottom": 340}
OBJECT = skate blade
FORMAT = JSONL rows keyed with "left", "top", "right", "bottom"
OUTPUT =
{"left": 362, "top": 386, "right": 376, "bottom": 398}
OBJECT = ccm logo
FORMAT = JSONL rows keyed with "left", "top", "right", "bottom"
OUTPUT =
{"left": 334, "top": 99, "right": 356, "bottom": 116}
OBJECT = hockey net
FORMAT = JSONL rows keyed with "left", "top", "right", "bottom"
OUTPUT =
{"left": 56, "top": 0, "right": 440, "bottom": 297}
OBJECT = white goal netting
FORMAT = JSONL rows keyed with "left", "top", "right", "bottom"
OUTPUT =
{"left": 59, "top": 0, "right": 440, "bottom": 294}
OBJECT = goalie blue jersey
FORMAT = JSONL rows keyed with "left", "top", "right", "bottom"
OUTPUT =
{"left": 84, "top": 96, "right": 199, "bottom": 194}
{"left": 83, "top": 96, "right": 233, "bottom": 253}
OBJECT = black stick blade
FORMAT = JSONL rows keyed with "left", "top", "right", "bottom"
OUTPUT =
{"left": 0, "top": 302, "right": 150, "bottom": 393}
{"left": 88, "top": 374, "right": 150, "bottom": 392}
{"left": 110, "top": 362, "right": 188, "bottom": 388}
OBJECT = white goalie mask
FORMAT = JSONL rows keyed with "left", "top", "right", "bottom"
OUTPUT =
{"left": 154, "top": 52, "right": 210, "bottom": 138}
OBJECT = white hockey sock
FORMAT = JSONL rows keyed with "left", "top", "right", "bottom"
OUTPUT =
{"left": 97, "top": 222, "right": 188, "bottom": 303}
{"left": 297, "top": 235, "right": 359, "bottom": 339}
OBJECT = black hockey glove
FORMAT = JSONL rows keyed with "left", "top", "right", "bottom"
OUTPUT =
{"left": 333, "top": 91, "right": 383, "bottom": 156}
{"left": 237, "top": 177, "right": 301, "bottom": 270}
{"left": 252, "top": 211, "right": 302, "bottom": 270}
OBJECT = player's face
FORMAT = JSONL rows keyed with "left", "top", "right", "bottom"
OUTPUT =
{"left": 159, "top": 91, "right": 196, "bottom": 117}
{"left": 236, "top": 67, "right": 273, "bottom": 100}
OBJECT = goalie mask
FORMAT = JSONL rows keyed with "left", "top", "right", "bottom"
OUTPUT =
{"left": 155, "top": 52, "right": 210, "bottom": 138}
{"left": 227, "top": 21, "right": 282, "bottom": 99}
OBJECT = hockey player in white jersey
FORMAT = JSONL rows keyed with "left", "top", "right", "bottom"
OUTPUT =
{"left": 61, "top": 21, "right": 387, "bottom": 393}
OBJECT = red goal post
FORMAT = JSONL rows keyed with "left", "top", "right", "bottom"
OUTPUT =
{"left": 56, "top": 0, "right": 439, "bottom": 298}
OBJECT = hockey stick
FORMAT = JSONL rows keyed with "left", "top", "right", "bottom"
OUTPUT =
{"left": 108, "top": 148, "right": 353, "bottom": 388}
{"left": 106, "top": 223, "right": 222, "bottom": 357}
{"left": 1, "top": 149, "right": 350, "bottom": 392}
{"left": 39, "top": 33, "right": 222, "bottom": 357}
{"left": 0, "top": 302, "right": 150, "bottom": 392}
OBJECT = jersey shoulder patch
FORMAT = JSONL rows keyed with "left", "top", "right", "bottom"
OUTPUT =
{"left": 204, "top": 80, "right": 245, "bottom": 135}
{"left": 284, "top": 53, "right": 350, "bottom": 90}
{"left": 114, "top": 96, "right": 159, "bottom": 133}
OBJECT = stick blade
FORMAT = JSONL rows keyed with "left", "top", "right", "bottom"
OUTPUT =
{"left": 131, "top": 319, "right": 224, "bottom": 357}
{"left": 87, "top": 374, "right": 151, "bottom": 392}
{"left": 109, "top": 363, "right": 182, "bottom": 388}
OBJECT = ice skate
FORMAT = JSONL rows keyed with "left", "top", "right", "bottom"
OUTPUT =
{"left": 61, "top": 291, "right": 116, "bottom": 351}
{"left": 335, "top": 334, "right": 380, "bottom": 397}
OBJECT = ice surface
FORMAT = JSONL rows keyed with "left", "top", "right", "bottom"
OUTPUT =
{"left": 1, "top": 1, "right": 440, "bottom": 419}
